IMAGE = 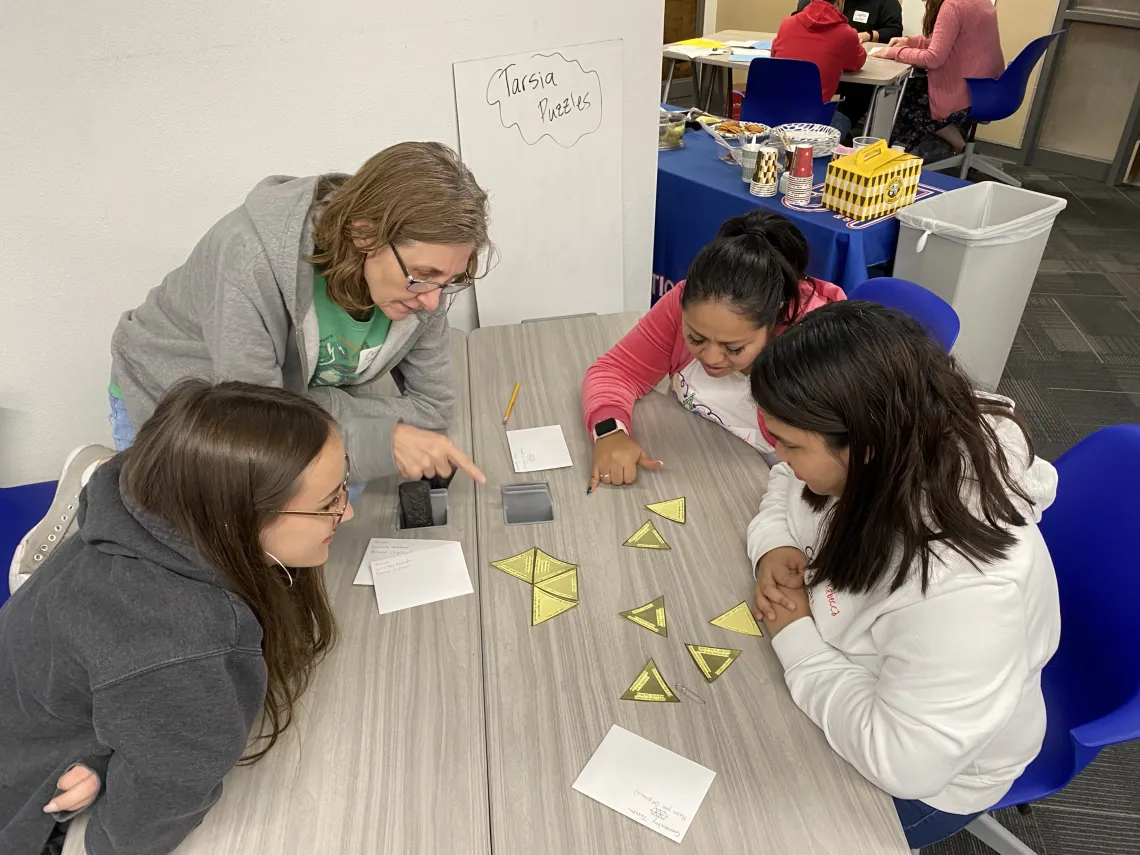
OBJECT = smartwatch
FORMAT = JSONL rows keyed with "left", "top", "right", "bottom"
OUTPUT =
{"left": 592, "top": 418, "right": 629, "bottom": 441}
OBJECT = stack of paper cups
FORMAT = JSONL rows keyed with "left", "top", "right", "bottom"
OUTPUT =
{"left": 784, "top": 143, "right": 814, "bottom": 205}
{"left": 749, "top": 146, "right": 780, "bottom": 197}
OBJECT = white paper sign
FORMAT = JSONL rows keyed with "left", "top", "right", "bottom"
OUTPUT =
{"left": 572, "top": 725, "right": 715, "bottom": 843}
{"left": 353, "top": 537, "right": 453, "bottom": 585}
{"left": 369, "top": 541, "right": 473, "bottom": 616}
{"left": 485, "top": 51, "right": 602, "bottom": 147}
{"left": 506, "top": 425, "right": 573, "bottom": 473}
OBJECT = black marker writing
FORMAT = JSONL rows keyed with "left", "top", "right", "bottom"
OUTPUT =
{"left": 499, "top": 63, "right": 558, "bottom": 98}
{"left": 537, "top": 91, "right": 592, "bottom": 123}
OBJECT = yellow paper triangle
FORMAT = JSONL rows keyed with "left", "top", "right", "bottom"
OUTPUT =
{"left": 620, "top": 658, "right": 680, "bottom": 703}
{"left": 620, "top": 595, "right": 667, "bottom": 637}
{"left": 709, "top": 602, "right": 763, "bottom": 637}
{"left": 535, "top": 568, "right": 578, "bottom": 602}
{"left": 491, "top": 548, "right": 536, "bottom": 584}
{"left": 533, "top": 548, "right": 577, "bottom": 584}
{"left": 685, "top": 643, "right": 742, "bottom": 683}
{"left": 646, "top": 497, "right": 686, "bottom": 524}
{"left": 532, "top": 586, "right": 577, "bottom": 626}
{"left": 676, "top": 37, "right": 725, "bottom": 48}
{"left": 622, "top": 520, "right": 670, "bottom": 550}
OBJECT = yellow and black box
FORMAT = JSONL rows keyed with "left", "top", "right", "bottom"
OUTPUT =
{"left": 821, "top": 141, "right": 922, "bottom": 222}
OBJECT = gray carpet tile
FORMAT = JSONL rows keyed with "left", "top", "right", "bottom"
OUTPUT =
{"left": 914, "top": 167, "right": 1140, "bottom": 855}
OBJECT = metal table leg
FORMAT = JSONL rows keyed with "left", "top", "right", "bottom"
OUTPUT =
{"left": 662, "top": 58, "right": 677, "bottom": 104}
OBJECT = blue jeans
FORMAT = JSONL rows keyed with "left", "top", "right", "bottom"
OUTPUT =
{"left": 894, "top": 798, "right": 980, "bottom": 849}
{"left": 108, "top": 392, "right": 136, "bottom": 452}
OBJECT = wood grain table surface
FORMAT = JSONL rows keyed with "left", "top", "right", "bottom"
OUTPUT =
{"left": 469, "top": 312, "right": 909, "bottom": 855}
{"left": 64, "top": 329, "right": 490, "bottom": 855}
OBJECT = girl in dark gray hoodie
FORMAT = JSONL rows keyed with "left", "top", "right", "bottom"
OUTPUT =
{"left": 1, "top": 380, "right": 353, "bottom": 855}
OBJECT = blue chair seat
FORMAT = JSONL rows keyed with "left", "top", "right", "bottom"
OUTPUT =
{"left": 739, "top": 57, "right": 838, "bottom": 128}
{"left": 0, "top": 480, "right": 58, "bottom": 609}
{"left": 845, "top": 277, "right": 960, "bottom": 351}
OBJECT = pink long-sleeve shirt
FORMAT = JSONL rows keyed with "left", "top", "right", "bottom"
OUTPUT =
{"left": 582, "top": 278, "right": 845, "bottom": 451}
{"left": 882, "top": 0, "right": 1005, "bottom": 121}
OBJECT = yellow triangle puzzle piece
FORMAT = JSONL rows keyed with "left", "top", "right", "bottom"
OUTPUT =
{"left": 535, "top": 568, "right": 578, "bottom": 602}
{"left": 532, "top": 586, "right": 577, "bottom": 626}
{"left": 646, "top": 497, "right": 686, "bottom": 524}
{"left": 620, "top": 595, "right": 667, "bottom": 637}
{"left": 622, "top": 520, "right": 670, "bottom": 550}
{"left": 491, "top": 548, "right": 535, "bottom": 584}
{"left": 685, "top": 643, "right": 742, "bottom": 683}
{"left": 620, "top": 658, "right": 680, "bottom": 702}
{"left": 709, "top": 601, "right": 763, "bottom": 637}
{"left": 533, "top": 548, "right": 577, "bottom": 584}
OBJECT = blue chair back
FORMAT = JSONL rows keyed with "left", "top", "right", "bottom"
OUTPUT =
{"left": 740, "top": 58, "right": 837, "bottom": 127}
{"left": 967, "top": 32, "right": 1063, "bottom": 124}
{"left": 996, "top": 424, "right": 1140, "bottom": 807}
{"left": 0, "top": 481, "right": 58, "bottom": 610}
{"left": 845, "top": 277, "right": 960, "bottom": 351}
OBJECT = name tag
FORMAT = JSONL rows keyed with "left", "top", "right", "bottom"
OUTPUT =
{"left": 357, "top": 344, "right": 384, "bottom": 376}
{"left": 853, "top": 9, "right": 870, "bottom": 23}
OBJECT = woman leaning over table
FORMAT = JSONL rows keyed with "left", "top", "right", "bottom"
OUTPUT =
{"left": 880, "top": 0, "right": 1004, "bottom": 159}
{"left": 11, "top": 141, "right": 488, "bottom": 595}
{"left": 748, "top": 301, "right": 1060, "bottom": 849}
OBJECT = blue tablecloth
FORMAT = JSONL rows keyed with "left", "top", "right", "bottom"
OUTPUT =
{"left": 653, "top": 129, "right": 970, "bottom": 302}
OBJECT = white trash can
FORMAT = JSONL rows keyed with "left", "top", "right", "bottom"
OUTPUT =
{"left": 894, "top": 182, "right": 1066, "bottom": 390}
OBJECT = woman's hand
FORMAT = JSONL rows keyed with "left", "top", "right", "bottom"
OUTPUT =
{"left": 762, "top": 582, "right": 813, "bottom": 637}
{"left": 392, "top": 424, "right": 486, "bottom": 484}
{"left": 888, "top": 36, "right": 908, "bottom": 48}
{"left": 858, "top": 31, "right": 872, "bottom": 44}
{"left": 588, "top": 431, "right": 662, "bottom": 490}
{"left": 753, "top": 546, "right": 807, "bottom": 622}
{"left": 43, "top": 765, "right": 99, "bottom": 814}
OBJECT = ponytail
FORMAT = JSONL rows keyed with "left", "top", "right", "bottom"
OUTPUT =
{"left": 681, "top": 211, "right": 811, "bottom": 329}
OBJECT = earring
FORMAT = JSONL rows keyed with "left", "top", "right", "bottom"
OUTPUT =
{"left": 265, "top": 551, "right": 294, "bottom": 587}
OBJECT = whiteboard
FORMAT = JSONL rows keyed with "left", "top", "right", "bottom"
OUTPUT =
{"left": 453, "top": 40, "right": 624, "bottom": 327}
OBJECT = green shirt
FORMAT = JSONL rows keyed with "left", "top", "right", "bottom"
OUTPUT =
{"left": 310, "top": 274, "right": 392, "bottom": 387}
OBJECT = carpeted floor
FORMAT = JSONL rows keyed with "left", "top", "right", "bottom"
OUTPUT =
{"left": 923, "top": 166, "right": 1140, "bottom": 855}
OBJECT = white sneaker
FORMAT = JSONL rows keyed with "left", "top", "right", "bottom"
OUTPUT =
{"left": 8, "top": 445, "right": 115, "bottom": 595}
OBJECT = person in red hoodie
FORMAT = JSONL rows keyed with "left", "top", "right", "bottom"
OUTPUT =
{"left": 772, "top": 0, "right": 867, "bottom": 139}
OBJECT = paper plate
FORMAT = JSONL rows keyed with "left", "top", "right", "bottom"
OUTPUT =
{"left": 772, "top": 123, "right": 841, "bottom": 158}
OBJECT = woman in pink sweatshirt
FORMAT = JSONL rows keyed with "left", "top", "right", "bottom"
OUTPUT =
{"left": 582, "top": 212, "right": 844, "bottom": 490}
{"left": 880, "top": 0, "right": 1005, "bottom": 155}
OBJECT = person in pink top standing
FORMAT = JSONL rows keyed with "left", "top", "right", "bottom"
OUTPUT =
{"left": 880, "top": 0, "right": 1005, "bottom": 157}
{"left": 582, "top": 211, "right": 845, "bottom": 491}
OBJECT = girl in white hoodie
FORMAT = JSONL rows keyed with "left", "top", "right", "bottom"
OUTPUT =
{"left": 746, "top": 301, "right": 1061, "bottom": 849}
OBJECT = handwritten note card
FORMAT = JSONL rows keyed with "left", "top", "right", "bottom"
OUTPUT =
{"left": 369, "top": 541, "right": 473, "bottom": 616}
{"left": 353, "top": 538, "right": 453, "bottom": 586}
{"left": 572, "top": 725, "right": 715, "bottom": 843}
{"left": 506, "top": 425, "right": 573, "bottom": 473}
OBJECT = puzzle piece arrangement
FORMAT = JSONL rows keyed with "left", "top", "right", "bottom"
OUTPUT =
{"left": 492, "top": 547, "right": 579, "bottom": 626}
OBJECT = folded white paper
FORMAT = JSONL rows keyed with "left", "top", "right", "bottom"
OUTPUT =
{"left": 369, "top": 541, "right": 473, "bottom": 616}
{"left": 353, "top": 537, "right": 453, "bottom": 585}
{"left": 506, "top": 425, "right": 573, "bottom": 473}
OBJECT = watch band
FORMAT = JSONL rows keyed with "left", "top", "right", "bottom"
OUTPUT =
{"left": 592, "top": 419, "right": 629, "bottom": 441}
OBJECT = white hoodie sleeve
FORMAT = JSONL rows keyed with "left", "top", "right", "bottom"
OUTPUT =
{"left": 770, "top": 572, "right": 1031, "bottom": 801}
{"left": 746, "top": 463, "right": 803, "bottom": 577}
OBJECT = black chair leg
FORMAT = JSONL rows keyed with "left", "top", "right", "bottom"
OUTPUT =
{"left": 1016, "top": 803, "right": 1033, "bottom": 816}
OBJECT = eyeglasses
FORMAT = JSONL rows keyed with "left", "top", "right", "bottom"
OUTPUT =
{"left": 273, "top": 454, "right": 351, "bottom": 530}
{"left": 391, "top": 243, "right": 474, "bottom": 295}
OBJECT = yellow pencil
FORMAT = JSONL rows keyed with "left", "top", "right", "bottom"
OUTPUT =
{"left": 502, "top": 381, "right": 521, "bottom": 425}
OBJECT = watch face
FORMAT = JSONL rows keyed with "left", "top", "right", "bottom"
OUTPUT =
{"left": 594, "top": 418, "right": 618, "bottom": 436}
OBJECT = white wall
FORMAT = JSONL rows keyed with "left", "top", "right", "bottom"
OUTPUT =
{"left": 0, "top": 0, "right": 664, "bottom": 485}
{"left": 902, "top": 0, "right": 925, "bottom": 37}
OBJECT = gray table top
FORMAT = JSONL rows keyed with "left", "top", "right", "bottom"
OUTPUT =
{"left": 65, "top": 329, "right": 490, "bottom": 855}
{"left": 469, "top": 313, "right": 909, "bottom": 854}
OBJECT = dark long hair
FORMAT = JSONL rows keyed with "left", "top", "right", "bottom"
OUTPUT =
{"left": 121, "top": 379, "right": 338, "bottom": 763}
{"left": 750, "top": 301, "right": 1036, "bottom": 595}
{"left": 923, "top": 0, "right": 945, "bottom": 37}
{"left": 681, "top": 211, "right": 814, "bottom": 329}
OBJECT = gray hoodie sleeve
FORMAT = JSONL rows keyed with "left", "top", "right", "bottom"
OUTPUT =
{"left": 81, "top": 649, "right": 266, "bottom": 855}
{"left": 307, "top": 307, "right": 456, "bottom": 483}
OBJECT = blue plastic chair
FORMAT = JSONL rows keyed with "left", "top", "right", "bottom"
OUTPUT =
{"left": 738, "top": 57, "right": 838, "bottom": 128}
{"left": 961, "top": 424, "right": 1140, "bottom": 855}
{"left": 0, "top": 481, "right": 58, "bottom": 609}
{"left": 846, "top": 277, "right": 960, "bottom": 351}
{"left": 926, "top": 32, "right": 1063, "bottom": 187}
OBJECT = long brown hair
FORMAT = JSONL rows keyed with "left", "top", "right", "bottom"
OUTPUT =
{"left": 310, "top": 141, "right": 491, "bottom": 312}
{"left": 121, "top": 379, "right": 338, "bottom": 762}
{"left": 750, "top": 301, "right": 1036, "bottom": 595}
{"left": 923, "top": 0, "right": 946, "bottom": 37}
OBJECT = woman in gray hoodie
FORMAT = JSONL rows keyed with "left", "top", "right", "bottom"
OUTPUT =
{"left": 12, "top": 141, "right": 488, "bottom": 593}
{"left": 1, "top": 379, "right": 353, "bottom": 855}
